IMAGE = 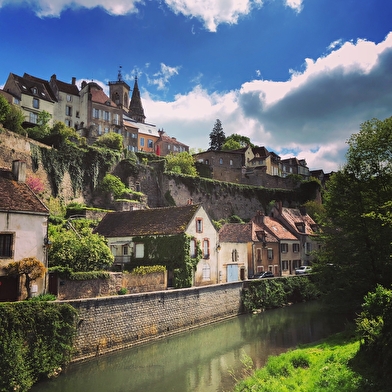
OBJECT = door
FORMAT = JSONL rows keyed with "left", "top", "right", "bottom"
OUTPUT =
{"left": 227, "top": 264, "right": 239, "bottom": 283}
{"left": 0, "top": 276, "right": 19, "bottom": 302}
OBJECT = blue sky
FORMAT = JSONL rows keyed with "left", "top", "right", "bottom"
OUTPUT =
{"left": 1, "top": 0, "right": 392, "bottom": 172}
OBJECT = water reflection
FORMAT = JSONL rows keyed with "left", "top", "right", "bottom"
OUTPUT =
{"left": 32, "top": 301, "right": 349, "bottom": 392}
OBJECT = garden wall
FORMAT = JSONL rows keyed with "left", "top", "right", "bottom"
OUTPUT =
{"left": 65, "top": 282, "right": 244, "bottom": 362}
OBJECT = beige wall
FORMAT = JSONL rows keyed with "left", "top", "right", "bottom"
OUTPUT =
{"left": 218, "top": 242, "right": 248, "bottom": 282}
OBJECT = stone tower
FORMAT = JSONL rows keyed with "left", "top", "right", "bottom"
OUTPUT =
{"left": 108, "top": 66, "right": 130, "bottom": 111}
{"left": 128, "top": 76, "right": 146, "bottom": 123}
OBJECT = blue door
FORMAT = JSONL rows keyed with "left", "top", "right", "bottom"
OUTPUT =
{"left": 227, "top": 264, "right": 238, "bottom": 282}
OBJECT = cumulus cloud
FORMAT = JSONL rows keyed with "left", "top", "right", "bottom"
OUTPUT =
{"left": 145, "top": 33, "right": 392, "bottom": 172}
{"left": 0, "top": 0, "right": 142, "bottom": 17}
{"left": 284, "top": 0, "right": 303, "bottom": 13}
{"left": 164, "top": 0, "right": 263, "bottom": 32}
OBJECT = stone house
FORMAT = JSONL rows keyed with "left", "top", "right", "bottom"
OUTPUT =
{"left": 93, "top": 204, "right": 219, "bottom": 287}
{"left": 218, "top": 223, "right": 250, "bottom": 282}
{"left": 156, "top": 129, "right": 189, "bottom": 156}
{"left": 271, "top": 203, "right": 319, "bottom": 267}
{"left": 0, "top": 160, "right": 49, "bottom": 301}
{"left": 251, "top": 211, "right": 301, "bottom": 276}
{"left": 281, "top": 157, "right": 310, "bottom": 180}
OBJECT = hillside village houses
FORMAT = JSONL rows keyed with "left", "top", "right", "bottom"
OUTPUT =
{"left": 0, "top": 160, "right": 49, "bottom": 301}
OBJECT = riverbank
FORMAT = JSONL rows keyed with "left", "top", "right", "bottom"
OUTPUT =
{"left": 232, "top": 329, "right": 379, "bottom": 391}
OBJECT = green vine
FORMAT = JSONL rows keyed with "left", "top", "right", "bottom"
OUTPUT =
{"left": 0, "top": 301, "right": 77, "bottom": 391}
{"left": 130, "top": 233, "right": 201, "bottom": 288}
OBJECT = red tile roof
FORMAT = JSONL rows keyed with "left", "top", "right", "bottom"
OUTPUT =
{"left": 280, "top": 207, "right": 317, "bottom": 235}
{"left": 94, "top": 204, "right": 202, "bottom": 237}
{"left": 219, "top": 223, "right": 252, "bottom": 243}
{"left": 0, "top": 169, "right": 48, "bottom": 214}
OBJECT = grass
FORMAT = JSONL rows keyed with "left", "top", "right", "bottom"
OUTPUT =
{"left": 232, "top": 331, "right": 379, "bottom": 392}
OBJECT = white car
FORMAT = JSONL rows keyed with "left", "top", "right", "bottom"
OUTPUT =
{"left": 295, "top": 266, "right": 312, "bottom": 275}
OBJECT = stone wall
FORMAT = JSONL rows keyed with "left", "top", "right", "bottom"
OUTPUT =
{"left": 53, "top": 272, "right": 167, "bottom": 300}
{"left": 65, "top": 282, "right": 244, "bottom": 362}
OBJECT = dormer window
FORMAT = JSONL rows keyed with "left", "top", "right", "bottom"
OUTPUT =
{"left": 295, "top": 223, "right": 305, "bottom": 233}
{"left": 32, "top": 87, "right": 37, "bottom": 94}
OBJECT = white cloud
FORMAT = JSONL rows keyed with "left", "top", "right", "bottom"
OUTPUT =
{"left": 164, "top": 0, "right": 263, "bottom": 32}
{"left": 0, "top": 0, "right": 142, "bottom": 17}
{"left": 145, "top": 33, "right": 392, "bottom": 172}
{"left": 284, "top": 0, "right": 303, "bottom": 13}
{"left": 147, "top": 63, "right": 180, "bottom": 90}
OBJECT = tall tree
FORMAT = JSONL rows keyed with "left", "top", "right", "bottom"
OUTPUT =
{"left": 222, "top": 133, "right": 254, "bottom": 150}
{"left": 208, "top": 119, "right": 225, "bottom": 150}
{"left": 315, "top": 117, "right": 392, "bottom": 309}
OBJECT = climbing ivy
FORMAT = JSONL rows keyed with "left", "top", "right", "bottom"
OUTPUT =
{"left": 130, "top": 233, "right": 201, "bottom": 288}
{"left": 0, "top": 301, "right": 77, "bottom": 391}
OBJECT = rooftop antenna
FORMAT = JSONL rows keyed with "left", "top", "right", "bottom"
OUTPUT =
{"left": 118, "top": 66, "right": 123, "bottom": 82}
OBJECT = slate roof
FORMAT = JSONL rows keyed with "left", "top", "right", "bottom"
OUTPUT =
{"left": 94, "top": 204, "right": 202, "bottom": 237}
{"left": 23, "top": 73, "right": 57, "bottom": 102}
{"left": 52, "top": 78, "right": 79, "bottom": 96}
{"left": 7, "top": 73, "right": 55, "bottom": 102}
{"left": 0, "top": 169, "right": 49, "bottom": 214}
{"left": 219, "top": 223, "right": 252, "bottom": 243}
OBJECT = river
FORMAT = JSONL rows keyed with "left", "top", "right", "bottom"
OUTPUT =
{"left": 31, "top": 301, "right": 349, "bottom": 392}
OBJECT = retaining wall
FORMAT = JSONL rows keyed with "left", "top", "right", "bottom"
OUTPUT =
{"left": 66, "top": 282, "right": 244, "bottom": 362}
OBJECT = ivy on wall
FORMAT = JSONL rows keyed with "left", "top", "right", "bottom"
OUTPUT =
{"left": 31, "top": 142, "right": 121, "bottom": 197}
{"left": 130, "top": 233, "right": 202, "bottom": 288}
{"left": 0, "top": 301, "right": 77, "bottom": 391}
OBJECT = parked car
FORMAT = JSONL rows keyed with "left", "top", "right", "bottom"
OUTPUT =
{"left": 295, "top": 266, "right": 312, "bottom": 275}
{"left": 258, "top": 271, "right": 274, "bottom": 279}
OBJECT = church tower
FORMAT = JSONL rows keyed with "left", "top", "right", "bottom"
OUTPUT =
{"left": 128, "top": 76, "right": 146, "bottom": 123}
{"left": 108, "top": 66, "right": 130, "bottom": 111}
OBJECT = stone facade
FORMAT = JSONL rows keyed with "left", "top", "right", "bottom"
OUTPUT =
{"left": 66, "top": 281, "right": 244, "bottom": 362}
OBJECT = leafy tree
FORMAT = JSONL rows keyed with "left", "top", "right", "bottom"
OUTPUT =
{"left": 208, "top": 119, "right": 225, "bottom": 151}
{"left": 222, "top": 133, "right": 254, "bottom": 150}
{"left": 165, "top": 151, "right": 197, "bottom": 176}
{"left": 94, "top": 132, "right": 123, "bottom": 151}
{"left": 27, "top": 110, "right": 51, "bottom": 140}
{"left": 42, "top": 121, "right": 81, "bottom": 148}
{"left": 2, "top": 104, "right": 26, "bottom": 135}
{"left": 0, "top": 94, "right": 10, "bottom": 123}
{"left": 315, "top": 117, "right": 392, "bottom": 309}
{"left": 100, "top": 173, "right": 130, "bottom": 199}
{"left": 49, "top": 227, "right": 114, "bottom": 272}
{"left": 4, "top": 257, "right": 46, "bottom": 299}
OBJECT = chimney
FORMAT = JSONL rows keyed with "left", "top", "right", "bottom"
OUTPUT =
{"left": 253, "top": 210, "right": 264, "bottom": 225}
{"left": 12, "top": 160, "right": 26, "bottom": 182}
{"left": 72, "top": 77, "right": 76, "bottom": 85}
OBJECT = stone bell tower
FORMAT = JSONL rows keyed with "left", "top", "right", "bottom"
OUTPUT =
{"left": 108, "top": 66, "right": 130, "bottom": 111}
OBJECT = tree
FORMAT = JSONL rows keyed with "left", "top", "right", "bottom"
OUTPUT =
{"left": 2, "top": 104, "right": 25, "bottom": 135}
{"left": 93, "top": 132, "right": 123, "bottom": 151}
{"left": 208, "top": 119, "right": 225, "bottom": 151}
{"left": 27, "top": 110, "right": 51, "bottom": 140}
{"left": 165, "top": 152, "right": 198, "bottom": 176}
{"left": 315, "top": 117, "right": 392, "bottom": 309}
{"left": 222, "top": 133, "right": 254, "bottom": 150}
{"left": 4, "top": 257, "right": 46, "bottom": 299}
{"left": 49, "top": 227, "right": 114, "bottom": 272}
{"left": 0, "top": 94, "right": 10, "bottom": 124}
{"left": 100, "top": 173, "right": 130, "bottom": 199}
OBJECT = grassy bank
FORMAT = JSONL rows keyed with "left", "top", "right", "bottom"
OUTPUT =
{"left": 232, "top": 330, "right": 381, "bottom": 392}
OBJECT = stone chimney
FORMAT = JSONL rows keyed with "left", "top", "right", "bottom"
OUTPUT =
{"left": 12, "top": 160, "right": 26, "bottom": 182}
{"left": 72, "top": 77, "right": 76, "bottom": 85}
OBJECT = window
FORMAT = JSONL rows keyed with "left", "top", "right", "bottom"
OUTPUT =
{"left": 135, "top": 243, "right": 144, "bottom": 258}
{"left": 13, "top": 97, "right": 20, "bottom": 105}
{"left": 148, "top": 139, "right": 153, "bottom": 149}
{"left": 282, "top": 260, "right": 288, "bottom": 270}
{"left": 280, "top": 243, "right": 288, "bottom": 253}
{"left": 292, "top": 243, "right": 300, "bottom": 253}
{"left": 66, "top": 95, "right": 72, "bottom": 102}
{"left": 140, "top": 138, "right": 145, "bottom": 147}
{"left": 98, "top": 124, "right": 102, "bottom": 135}
{"left": 202, "top": 263, "right": 211, "bottom": 280}
{"left": 103, "top": 111, "right": 110, "bottom": 121}
{"left": 196, "top": 218, "right": 203, "bottom": 233}
{"left": 267, "top": 248, "right": 273, "bottom": 260}
{"left": 230, "top": 159, "right": 233, "bottom": 166}
{"left": 0, "top": 234, "right": 13, "bottom": 257}
{"left": 33, "top": 98, "right": 39, "bottom": 109}
{"left": 203, "top": 239, "right": 210, "bottom": 259}
{"left": 113, "top": 114, "right": 119, "bottom": 125}
{"left": 65, "top": 105, "right": 72, "bottom": 116}
{"left": 305, "top": 242, "right": 312, "bottom": 254}
{"left": 93, "top": 108, "right": 100, "bottom": 118}
{"left": 65, "top": 119, "right": 71, "bottom": 127}
{"left": 232, "top": 249, "right": 238, "bottom": 262}
{"left": 295, "top": 223, "right": 305, "bottom": 233}
{"left": 29, "top": 112, "right": 38, "bottom": 124}
{"left": 190, "top": 239, "right": 196, "bottom": 258}
{"left": 219, "top": 158, "right": 223, "bottom": 164}
{"left": 104, "top": 127, "right": 109, "bottom": 133}
{"left": 132, "top": 133, "right": 137, "bottom": 139}
{"left": 122, "top": 245, "right": 128, "bottom": 255}
{"left": 256, "top": 248, "right": 262, "bottom": 262}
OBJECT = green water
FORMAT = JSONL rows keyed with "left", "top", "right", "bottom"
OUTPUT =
{"left": 32, "top": 301, "right": 349, "bottom": 392}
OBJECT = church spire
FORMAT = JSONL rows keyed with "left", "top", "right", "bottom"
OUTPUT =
{"left": 128, "top": 76, "right": 146, "bottom": 123}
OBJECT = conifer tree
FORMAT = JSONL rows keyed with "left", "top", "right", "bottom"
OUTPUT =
{"left": 208, "top": 119, "right": 225, "bottom": 150}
